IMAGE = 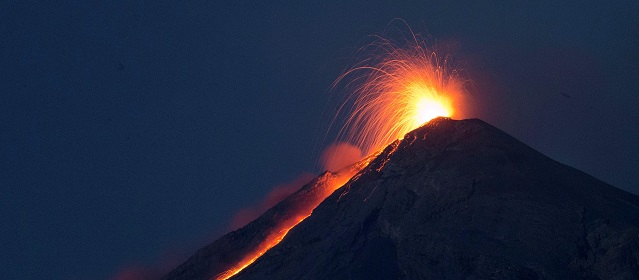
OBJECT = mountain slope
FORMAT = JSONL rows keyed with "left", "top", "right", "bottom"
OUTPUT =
{"left": 234, "top": 118, "right": 639, "bottom": 279}
{"left": 166, "top": 118, "right": 639, "bottom": 280}
{"left": 162, "top": 155, "right": 369, "bottom": 280}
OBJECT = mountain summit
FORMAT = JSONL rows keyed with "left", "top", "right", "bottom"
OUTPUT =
{"left": 165, "top": 118, "right": 639, "bottom": 280}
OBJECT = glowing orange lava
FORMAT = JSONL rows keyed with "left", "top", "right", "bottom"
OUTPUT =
{"left": 215, "top": 26, "right": 464, "bottom": 280}
{"left": 215, "top": 214, "right": 310, "bottom": 280}
{"left": 331, "top": 29, "right": 464, "bottom": 155}
{"left": 214, "top": 156, "right": 374, "bottom": 280}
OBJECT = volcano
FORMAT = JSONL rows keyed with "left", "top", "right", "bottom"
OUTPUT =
{"left": 164, "top": 118, "right": 639, "bottom": 280}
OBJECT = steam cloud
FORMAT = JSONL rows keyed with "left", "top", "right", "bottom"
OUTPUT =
{"left": 228, "top": 142, "right": 363, "bottom": 230}
{"left": 320, "top": 142, "right": 363, "bottom": 172}
{"left": 116, "top": 143, "right": 363, "bottom": 279}
{"left": 228, "top": 173, "right": 315, "bottom": 230}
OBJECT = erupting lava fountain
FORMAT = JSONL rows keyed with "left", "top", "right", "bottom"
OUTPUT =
{"left": 330, "top": 28, "right": 466, "bottom": 156}
{"left": 210, "top": 28, "right": 467, "bottom": 280}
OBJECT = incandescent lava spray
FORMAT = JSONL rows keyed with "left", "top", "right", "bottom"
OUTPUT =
{"left": 214, "top": 25, "right": 465, "bottom": 280}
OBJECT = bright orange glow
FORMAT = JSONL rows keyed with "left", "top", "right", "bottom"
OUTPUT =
{"left": 412, "top": 84, "right": 452, "bottom": 125}
{"left": 214, "top": 214, "right": 310, "bottom": 280}
{"left": 214, "top": 25, "right": 465, "bottom": 280}
{"left": 213, "top": 156, "right": 374, "bottom": 280}
{"left": 331, "top": 28, "right": 464, "bottom": 155}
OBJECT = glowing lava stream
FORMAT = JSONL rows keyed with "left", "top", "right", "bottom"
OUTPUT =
{"left": 214, "top": 215, "right": 310, "bottom": 280}
{"left": 216, "top": 27, "right": 464, "bottom": 280}
{"left": 214, "top": 156, "right": 376, "bottom": 280}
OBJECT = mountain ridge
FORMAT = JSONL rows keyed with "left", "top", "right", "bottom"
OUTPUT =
{"left": 166, "top": 118, "right": 639, "bottom": 280}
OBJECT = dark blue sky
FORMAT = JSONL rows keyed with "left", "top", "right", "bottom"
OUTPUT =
{"left": 2, "top": 1, "right": 638, "bottom": 279}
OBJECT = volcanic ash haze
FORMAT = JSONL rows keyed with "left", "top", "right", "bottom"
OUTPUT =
{"left": 165, "top": 118, "right": 639, "bottom": 280}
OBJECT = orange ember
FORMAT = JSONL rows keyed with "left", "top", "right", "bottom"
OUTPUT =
{"left": 332, "top": 29, "right": 464, "bottom": 155}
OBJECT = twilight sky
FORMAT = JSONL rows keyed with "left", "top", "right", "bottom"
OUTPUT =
{"left": 1, "top": 1, "right": 638, "bottom": 279}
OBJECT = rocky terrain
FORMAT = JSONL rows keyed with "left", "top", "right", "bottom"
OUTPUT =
{"left": 166, "top": 118, "right": 639, "bottom": 280}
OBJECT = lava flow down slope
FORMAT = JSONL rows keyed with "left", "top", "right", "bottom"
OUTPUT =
{"left": 165, "top": 118, "right": 639, "bottom": 280}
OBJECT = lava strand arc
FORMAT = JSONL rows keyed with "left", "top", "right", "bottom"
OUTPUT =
{"left": 331, "top": 28, "right": 465, "bottom": 156}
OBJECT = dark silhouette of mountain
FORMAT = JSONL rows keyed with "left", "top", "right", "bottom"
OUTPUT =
{"left": 165, "top": 118, "right": 639, "bottom": 280}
